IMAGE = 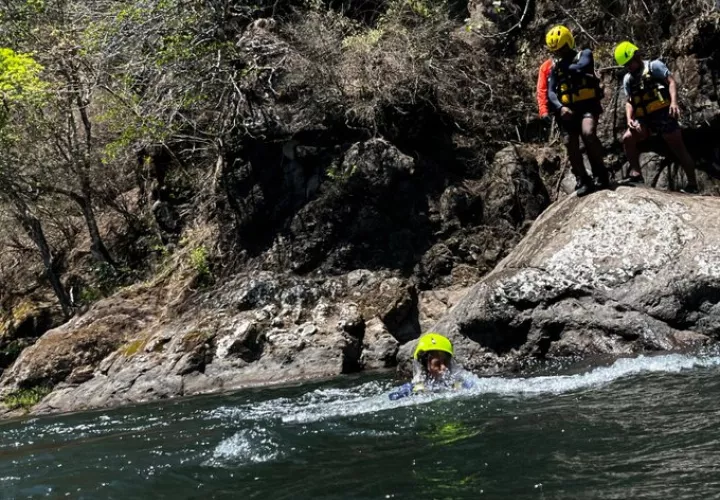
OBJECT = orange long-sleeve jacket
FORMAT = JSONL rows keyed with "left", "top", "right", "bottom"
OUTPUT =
{"left": 536, "top": 58, "right": 554, "bottom": 117}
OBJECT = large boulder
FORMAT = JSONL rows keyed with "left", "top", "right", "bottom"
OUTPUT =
{"left": 431, "top": 187, "right": 717, "bottom": 373}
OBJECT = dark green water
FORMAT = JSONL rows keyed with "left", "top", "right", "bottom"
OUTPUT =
{"left": 3, "top": 353, "right": 720, "bottom": 499}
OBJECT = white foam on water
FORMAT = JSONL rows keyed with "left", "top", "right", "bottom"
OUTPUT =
{"left": 209, "top": 354, "right": 720, "bottom": 425}
{"left": 205, "top": 428, "right": 282, "bottom": 468}
{"left": 468, "top": 353, "right": 720, "bottom": 396}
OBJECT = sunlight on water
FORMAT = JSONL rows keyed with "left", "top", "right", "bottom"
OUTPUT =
{"left": 205, "top": 428, "right": 283, "bottom": 467}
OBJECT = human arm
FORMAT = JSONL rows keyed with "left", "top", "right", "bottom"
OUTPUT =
{"left": 388, "top": 382, "right": 416, "bottom": 401}
{"left": 626, "top": 100, "right": 640, "bottom": 131}
{"left": 536, "top": 60, "right": 551, "bottom": 118}
{"left": 651, "top": 60, "right": 680, "bottom": 118}
{"left": 568, "top": 49, "right": 593, "bottom": 73}
{"left": 623, "top": 74, "right": 640, "bottom": 130}
{"left": 667, "top": 74, "right": 681, "bottom": 118}
{"left": 548, "top": 69, "right": 572, "bottom": 119}
{"left": 546, "top": 69, "right": 563, "bottom": 111}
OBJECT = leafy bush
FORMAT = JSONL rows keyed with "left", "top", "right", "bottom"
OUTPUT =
{"left": 190, "top": 246, "right": 210, "bottom": 275}
{"left": 2, "top": 386, "right": 51, "bottom": 411}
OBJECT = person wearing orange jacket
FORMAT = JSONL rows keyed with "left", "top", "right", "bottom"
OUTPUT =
{"left": 537, "top": 58, "right": 554, "bottom": 122}
{"left": 546, "top": 25, "right": 610, "bottom": 196}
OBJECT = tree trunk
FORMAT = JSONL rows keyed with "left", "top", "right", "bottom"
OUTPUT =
{"left": 48, "top": 183, "right": 117, "bottom": 267}
{"left": 15, "top": 205, "right": 73, "bottom": 319}
{"left": 78, "top": 188, "right": 116, "bottom": 266}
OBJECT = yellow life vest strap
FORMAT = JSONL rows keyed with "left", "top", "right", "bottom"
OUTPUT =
{"left": 631, "top": 61, "right": 671, "bottom": 117}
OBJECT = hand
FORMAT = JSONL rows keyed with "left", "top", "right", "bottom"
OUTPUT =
{"left": 669, "top": 103, "right": 681, "bottom": 119}
{"left": 629, "top": 119, "right": 642, "bottom": 131}
{"left": 388, "top": 382, "right": 413, "bottom": 401}
{"left": 560, "top": 107, "right": 573, "bottom": 120}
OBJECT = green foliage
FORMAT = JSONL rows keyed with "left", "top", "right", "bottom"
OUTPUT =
{"left": 79, "top": 286, "right": 102, "bottom": 304}
{"left": 342, "top": 0, "right": 446, "bottom": 49}
{"left": 151, "top": 243, "right": 170, "bottom": 258}
{"left": 342, "top": 28, "right": 384, "bottom": 50}
{"left": 2, "top": 385, "right": 51, "bottom": 411}
{"left": 0, "top": 48, "right": 48, "bottom": 132}
{"left": 0, "top": 48, "right": 47, "bottom": 102}
{"left": 327, "top": 163, "right": 358, "bottom": 183}
{"left": 384, "top": 0, "right": 445, "bottom": 22}
{"left": 190, "top": 246, "right": 212, "bottom": 278}
{"left": 0, "top": 340, "right": 24, "bottom": 364}
{"left": 405, "top": 0, "right": 433, "bottom": 17}
{"left": 11, "top": 300, "right": 37, "bottom": 324}
{"left": 91, "top": 263, "right": 133, "bottom": 295}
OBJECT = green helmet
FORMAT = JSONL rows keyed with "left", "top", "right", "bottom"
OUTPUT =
{"left": 413, "top": 333, "right": 454, "bottom": 360}
{"left": 615, "top": 41, "right": 639, "bottom": 66}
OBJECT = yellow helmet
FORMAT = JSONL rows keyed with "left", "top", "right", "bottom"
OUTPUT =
{"left": 545, "top": 25, "right": 575, "bottom": 52}
{"left": 413, "top": 333, "right": 454, "bottom": 360}
{"left": 614, "top": 41, "right": 639, "bottom": 66}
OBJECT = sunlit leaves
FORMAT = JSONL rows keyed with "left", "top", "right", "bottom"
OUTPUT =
{"left": 0, "top": 48, "right": 48, "bottom": 106}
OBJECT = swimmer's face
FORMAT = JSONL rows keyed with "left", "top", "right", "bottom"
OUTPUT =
{"left": 426, "top": 351, "right": 451, "bottom": 379}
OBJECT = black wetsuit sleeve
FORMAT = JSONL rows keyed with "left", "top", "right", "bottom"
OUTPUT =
{"left": 547, "top": 70, "right": 563, "bottom": 111}
{"left": 569, "top": 49, "right": 593, "bottom": 73}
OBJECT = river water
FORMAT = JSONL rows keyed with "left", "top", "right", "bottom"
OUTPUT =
{"left": 3, "top": 352, "right": 720, "bottom": 499}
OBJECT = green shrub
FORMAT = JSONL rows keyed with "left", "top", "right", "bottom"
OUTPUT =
{"left": 2, "top": 386, "right": 51, "bottom": 411}
{"left": 79, "top": 286, "right": 102, "bottom": 304}
{"left": 92, "top": 262, "right": 134, "bottom": 295}
{"left": 190, "top": 246, "right": 211, "bottom": 278}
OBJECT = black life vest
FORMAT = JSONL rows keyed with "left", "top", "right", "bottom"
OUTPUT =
{"left": 627, "top": 61, "right": 671, "bottom": 118}
{"left": 552, "top": 50, "right": 602, "bottom": 107}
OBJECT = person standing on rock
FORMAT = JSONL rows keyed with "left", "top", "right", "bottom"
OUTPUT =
{"left": 614, "top": 41, "right": 699, "bottom": 194}
{"left": 546, "top": 25, "right": 611, "bottom": 197}
{"left": 537, "top": 57, "right": 554, "bottom": 123}
{"left": 388, "top": 333, "right": 474, "bottom": 400}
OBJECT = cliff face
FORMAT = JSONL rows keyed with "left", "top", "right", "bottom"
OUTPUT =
{"left": 1, "top": 0, "right": 719, "bottom": 416}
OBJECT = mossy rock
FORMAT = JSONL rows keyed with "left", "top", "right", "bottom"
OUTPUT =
{"left": 0, "top": 302, "right": 36, "bottom": 339}
{"left": 11, "top": 300, "right": 39, "bottom": 324}
{"left": 120, "top": 338, "right": 149, "bottom": 357}
{"left": 1, "top": 300, "right": 56, "bottom": 342}
{"left": 181, "top": 330, "right": 215, "bottom": 351}
{"left": 1, "top": 386, "right": 52, "bottom": 412}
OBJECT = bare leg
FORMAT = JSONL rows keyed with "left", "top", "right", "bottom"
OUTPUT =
{"left": 662, "top": 129, "right": 698, "bottom": 187}
{"left": 581, "top": 116, "right": 608, "bottom": 183}
{"left": 622, "top": 125, "right": 649, "bottom": 177}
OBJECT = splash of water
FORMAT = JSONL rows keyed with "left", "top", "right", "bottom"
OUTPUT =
{"left": 205, "top": 428, "right": 282, "bottom": 467}
{"left": 208, "top": 353, "right": 720, "bottom": 425}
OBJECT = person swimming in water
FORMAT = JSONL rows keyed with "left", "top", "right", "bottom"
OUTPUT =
{"left": 388, "top": 333, "right": 474, "bottom": 401}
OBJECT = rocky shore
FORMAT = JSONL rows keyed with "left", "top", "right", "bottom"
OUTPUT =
{"left": 3, "top": 186, "right": 720, "bottom": 418}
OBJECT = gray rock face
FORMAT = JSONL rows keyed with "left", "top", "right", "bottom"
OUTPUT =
{"left": 480, "top": 146, "right": 550, "bottom": 227}
{"left": 431, "top": 187, "right": 715, "bottom": 373}
{"left": 360, "top": 318, "right": 399, "bottom": 370}
{"left": 0, "top": 270, "right": 423, "bottom": 415}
